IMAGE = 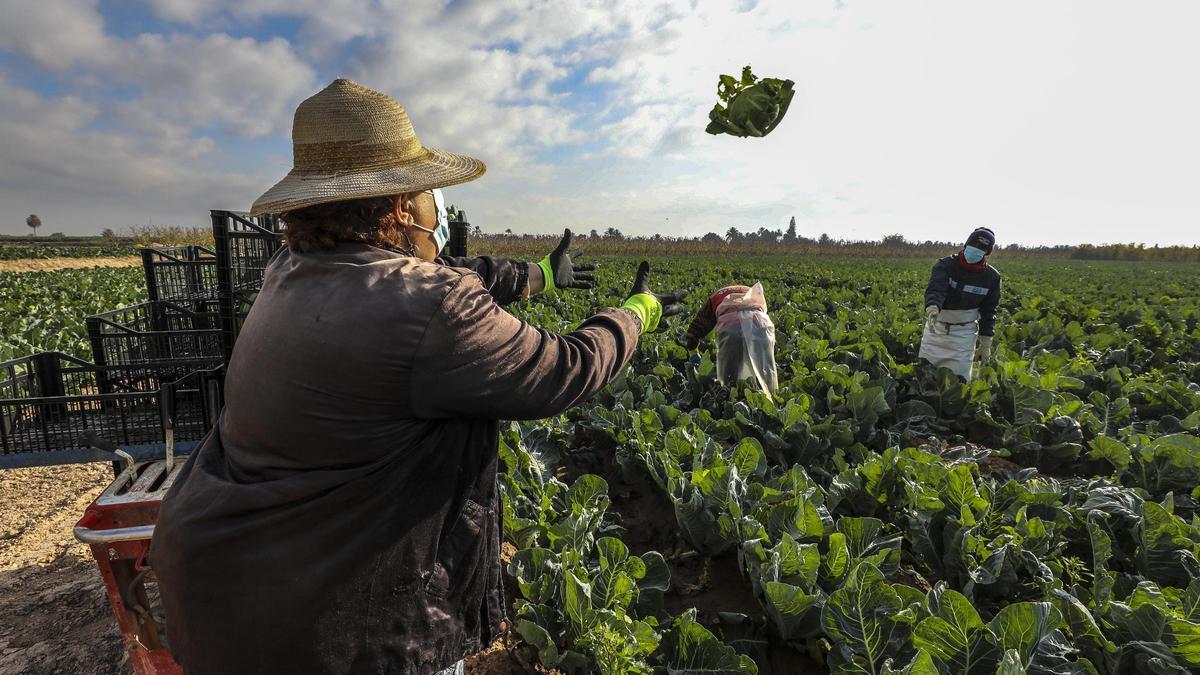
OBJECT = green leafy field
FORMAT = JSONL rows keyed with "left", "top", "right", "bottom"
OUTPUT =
{"left": 3, "top": 255, "right": 1199, "bottom": 674}
{"left": 0, "top": 245, "right": 136, "bottom": 260}
{"left": 0, "top": 267, "right": 145, "bottom": 362}
{"left": 500, "top": 257, "right": 1200, "bottom": 674}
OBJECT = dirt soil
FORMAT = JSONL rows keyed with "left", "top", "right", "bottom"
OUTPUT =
{"left": 466, "top": 632, "right": 559, "bottom": 675}
{"left": 0, "top": 257, "right": 140, "bottom": 274}
{"left": 602, "top": 470, "right": 763, "bottom": 620}
{"left": 0, "top": 464, "right": 549, "bottom": 674}
{"left": 0, "top": 463, "right": 126, "bottom": 675}
{"left": 608, "top": 477, "right": 683, "bottom": 558}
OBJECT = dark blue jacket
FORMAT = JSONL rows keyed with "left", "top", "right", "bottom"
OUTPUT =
{"left": 924, "top": 255, "right": 1002, "bottom": 336}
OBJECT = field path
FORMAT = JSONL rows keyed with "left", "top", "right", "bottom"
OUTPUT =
{"left": 0, "top": 257, "right": 140, "bottom": 274}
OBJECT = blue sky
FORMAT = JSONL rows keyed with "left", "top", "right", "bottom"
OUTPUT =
{"left": 1, "top": 0, "right": 1197, "bottom": 246}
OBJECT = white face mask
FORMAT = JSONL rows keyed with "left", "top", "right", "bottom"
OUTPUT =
{"left": 409, "top": 188, "right": 449, "bottom": 252}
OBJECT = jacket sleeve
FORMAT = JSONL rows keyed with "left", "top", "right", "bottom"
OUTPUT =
{"left": 435, "top": 255, "right": 528, "bottom": 307}
{"left": 923, "top": 260, "right": 949, "bottom": 309}
{"left": 978, "top": 275, "right": 1001, "bottom": 336}
{"left": 684, "top": 302, "right": 717, "bottom": 350}
{"left": 410, "top": 275, "right": 641, "bottom": 420}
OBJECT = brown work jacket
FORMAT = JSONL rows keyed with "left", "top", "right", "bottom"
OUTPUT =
{"left": 150, "top": 242, "right": 640, "bottom": 674}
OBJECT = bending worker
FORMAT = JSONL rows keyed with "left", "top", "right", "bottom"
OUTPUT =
{"left": 919, "top": 227, "right": 1001, "bottom": 379}
{"left": 684, "top": 282, "right": 778, "bottom": 394}
{"left": 149, "top": 78, "right": 686, "bottom": 675}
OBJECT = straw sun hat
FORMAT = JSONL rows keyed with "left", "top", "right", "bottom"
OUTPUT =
{"left": 250, "top": 78, "right": 486, "bottom": 216}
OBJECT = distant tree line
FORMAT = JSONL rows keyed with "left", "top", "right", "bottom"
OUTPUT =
{"left": 2, "top": 224, "right": 211, "bottom": 248}
{"left": 5, "top": 217, "right": 1193, "bottom": 262}
{"left": 468, "top": 222, "right": 1200, "bottom": 262}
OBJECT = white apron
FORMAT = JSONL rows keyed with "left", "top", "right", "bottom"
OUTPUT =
{"left": 918, "top": 307, "right": 979, "bottom": 379}
{"left": 715, "top": 283, "right": 779, "bottom": 395}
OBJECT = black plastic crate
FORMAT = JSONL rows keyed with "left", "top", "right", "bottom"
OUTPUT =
{"left": 0, "top": 353, "right": 222, "bottom": 467}
{"left": 142, "top": 245, "right": 219, "bottom": 302}
{"left": 211, "top": 211, "right": 284, "bottom": 360}
{"left": 86, "top": 301, "right": 223, "bottom": 391}
{"left": 448, "top": 211, "right": 471, "bottom": 257}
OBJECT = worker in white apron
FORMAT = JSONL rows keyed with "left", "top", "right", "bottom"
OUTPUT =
{"left": 919, "top": 227, "right": 1002, "bottom": 379}
{"left": 684, "top": 282, "right": 778, "bottom": 396}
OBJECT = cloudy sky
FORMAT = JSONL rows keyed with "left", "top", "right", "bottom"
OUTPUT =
{"left": 1, "top": 0, "right": 1197, "bottom": 245}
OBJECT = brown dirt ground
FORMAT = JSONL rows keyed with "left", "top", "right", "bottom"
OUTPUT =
{"left": 0, "top": 464, "right": 547, "bottom": 674}
{"left": 0, "top": 463, "right": 126, "bottom": 675}
{"left": 0, "top": 257, "right": 140, "bottom": 274}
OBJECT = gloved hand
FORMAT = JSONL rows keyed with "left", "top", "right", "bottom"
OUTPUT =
{"left": 925, "top": 305, "right": 940, "bottom": 330}
{"left": 976, "top": 335, "right": 993, "bottom": 362}
{"left": 688, "top": 351, "right": 703, "bottom": 366}
{"left": 621, "top": 261, "right": 688, "bottom": 334}
{"left": 537, "top": 229, "right": 596, "bottom": 292}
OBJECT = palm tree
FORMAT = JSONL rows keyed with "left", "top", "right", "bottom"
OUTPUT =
{"left": 26, "top": 214, "right": 41, "bottom": 236}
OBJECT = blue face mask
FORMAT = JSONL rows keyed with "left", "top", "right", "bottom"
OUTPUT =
{"left": 963, "top": 245, "right": 986, "bottom": 264}
{"left": 411, "top": 188, "right": 450, "bottom": 252}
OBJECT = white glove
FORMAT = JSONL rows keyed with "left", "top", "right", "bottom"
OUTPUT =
{"left": 976, "top": 335, "right": 993, "bottom": 362}
{"left": 925, "top": 305, "right": 939, "bottom": 330}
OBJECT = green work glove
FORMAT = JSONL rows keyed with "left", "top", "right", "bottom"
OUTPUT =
{"left": 621, "top": 261, "right": 688, "bottom": 334}
{"left": 925, "top": 304, "right": 939, "bottom": 330}
{"left": 622, "top": 293, "right": 663, "bottom": 333}
{"left": 537, "top": 229, "right": 596, "bottom": 293}
{"left": 976, "top": 335, "right": 993, "bottom": 362}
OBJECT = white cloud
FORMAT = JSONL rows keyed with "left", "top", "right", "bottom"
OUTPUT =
{"left": 0, "top": 74, "right": 268, "bottom": 231}
{"left": 506, "top": 0, "right": 1200, "bottom": 245}
{"left": 2, "top": 0, "right": 1199, "bottom": 244}
{"left": 335, "top": 5, "right": 597, "bottom": 174}
{"left": 134, "top": 0, "right": 690, "bottom": 168}
{"left": 0, "top": 0, "right": 109, "bottom": 70}
{"left": 0, "top": 5, "right": 318, "bottom": 229}
{"left": 0, "top": 1, "right": 317, "bottom": 141}
{"left": 596, "top": 105, "right": 694, "bottom": 159}
{"left": 110, "top": 33, "right": 316, "bottom": 138}
{"left": 0, "top": 76, "right": 97, "bottom": 129}
{"left": 141, "top": 0, "right": 211, "bottom": 24}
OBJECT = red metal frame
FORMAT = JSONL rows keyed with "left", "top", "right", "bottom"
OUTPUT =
{"left": 75, "top": 485, "right": 182, "bottom": 674}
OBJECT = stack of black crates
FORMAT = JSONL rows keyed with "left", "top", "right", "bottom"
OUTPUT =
{"left": 210, "top": 211, "right": 283, "bottom": 361}
{"left": 0, "top": 211, "right": 283, "bottom": 467}
{"left": 0, "top": 353, "right": 222, "bottom": 462}
{"left": 87, "top": 246, "right": 223, "bottom": 392}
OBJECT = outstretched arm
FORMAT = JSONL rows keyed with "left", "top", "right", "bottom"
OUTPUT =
{"left": 435, "top": 255, "right": 530, "bottom": 307}
{"left": 435, "top": 229, "right": 597, "bottom": 306}
{"left": 684, "top": 303, "right": 717, "bottom": 351}
{"left": 411, "top": 276, "right": 641, "bottom": 420}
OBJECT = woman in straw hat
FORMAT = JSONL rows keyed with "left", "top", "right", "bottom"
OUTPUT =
{"left": 150, "top": 78, "right": 687, "bottom": 675}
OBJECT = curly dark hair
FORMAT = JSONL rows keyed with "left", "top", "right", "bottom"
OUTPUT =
{"left": 281, "top": 195, "right": 411, "bottom": 253}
